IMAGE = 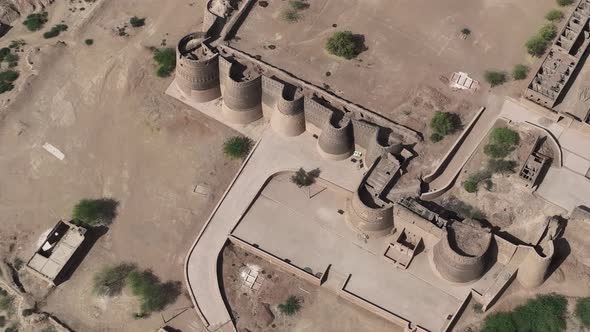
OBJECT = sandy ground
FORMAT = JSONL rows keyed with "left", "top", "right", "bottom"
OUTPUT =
{"left": 221, "top": 243, "right": 397, "bottom": 332}
{"left": 0, "top": 0, "right": 241, "bottom": 331}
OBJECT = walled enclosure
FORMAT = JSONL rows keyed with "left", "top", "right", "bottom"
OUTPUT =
{"left": 433, "top": 220, "right": 492, "bottom": 283}
{"left": 175, "top": 32, "right": 221, "bottom": 103}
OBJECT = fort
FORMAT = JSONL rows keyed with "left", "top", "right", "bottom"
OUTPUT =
{"left": 170, "top": 1, "right": 573, "bottom": 332}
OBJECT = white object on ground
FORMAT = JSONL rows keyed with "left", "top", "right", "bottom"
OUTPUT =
{"left": 42, "top": 143, "right": 65, "bottom": 160}
{"left": 450, "top": 72, "right": 480, "bottom": 92}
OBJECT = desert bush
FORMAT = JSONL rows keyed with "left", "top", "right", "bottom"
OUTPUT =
{"left": 484, "top": 127, "right": 519, "bottom": 158}
{"left": 126, "top": 270, "right": 180, "bottom": 316}
{"left": 0, "top": 288, "right": 13, "bottom": 311}
{"left": 545, "top": 9, "right": 564, "bottom": 21}
{"left": 482, "top": 294, "right": 567, "bottom": 332}
{"left": 430, "top": 111, "right": 460, "bottom": 137}
{"left": 43, "top": 24, "right": 68, "bottom": 39}
{"left": 93, "top": 264, "right": 136, "bottom": 296}
{"left": 153, "top": 47, "right": 175, "bottom": 77}
{"left": 0, "top": 81, "right": 14, "bottom": 93}
{"left": 526, "top": 24, "right": 557, "bottom": 56}
{"left": 130, "top": 16, "right": 146, "bottom": 27}
{"left": 23, "top": 12, "right": 48, "bottom": 31}
{"left": 557, "top": 0, "right": 574, "bottom": 6}
{"left": 278, "top": 295, "right": 301, "bottom": 316}
{"left": 441, "top": 196, "right": 486, "bottom": 220}
{"left": 463, "top": 178, "right": 478, "bottom": 193}
{"left": 223, "top": 136, "right": 252, "bottom": 159}
{"left": 484, "top": 70, "right": 507, "bottom": 87}
{"left": 72, "top": 198, "right": 119, "bottom": 227}
{"left": 289, "top": 0, "right": 308, "bottom": 10}
{"left": 0, "top": 70, "right": 19, "bottom": 82}
{"left": 325, "top": 31, "right": 362, "bottom": 59}
{"left": 281, "top": 8, "right": 300, "bottom": 23}
{"left": 291, "top": 168, "right": 320, "bottom": 187}
{"left": 576, "top": 297, "right": 590, "bottom": 327}
{"left": 85, "top": 38, "right": 94, "bottom": 46}
{"left": 430, "top": 132, "right": 443, "bottom": 143}
{"left": 513, "top": 64, "right": 529, "bottom": 80}
{"left": 0, "top": 48, "right": 10, "bottom": 61}
{"left": 487, "top": 159, "right": 517, "bottom": 174}
{"left": 0, "top": 316, "right": 5, "bottom": 327}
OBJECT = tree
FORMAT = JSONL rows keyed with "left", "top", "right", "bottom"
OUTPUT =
{"left": 278, "top": 295, "right": 301, "bottom": 316}
{"left": 539, "top": 24, "right": 557, "bottom": 41}
{"left": 484, "top": 70, "right": 507, "bottom": 87}
{"left": 85, "top": 39, "right": 94, "bottom": 46}
{"left": 513, "top": 64, "right": 529, "bottom": 80}
{"left": 72, "top": 198, "right": 119, "bottom": 227}
{"left": 461, "top": 28, "right": 471, "bottom": 36}
{"left": 93, "top": 264, "right": 136, "bottom": 296}
{"left": 43, "top": 24, "right": 68, "bottom": 39}
{"left": 291, "top": 168, "right": 320, "bottom": 187}
{"left": 126, "top": 270, "right": 180, "bottom": 316}
{"left": 325, "top": 31, "right": 363, "bottom": 60}
{"left": 0, "top": 70, "right": 19, "bottom": 82}
{"left": 545, "top": 9, "right": 563, "bottom": 21}
{"left": 223, "top": 136, "right": 252, "bottom": 159}
{"left": 430, "top": 132, "right": 443, "bottom": 143}
{"left": 430, "top": 111, "right": 459, "bottom": 137}
{"left": 0, "top": 81, "right": 14, "bottom": 94}
{"left": 526, "top": 35, "right": 548, "bottom": 57}
{"left": 576, "top": 297, "right": 590, "bottom": 327}
{"left": 23, "top": 12, "right": 48, "bottom": 31}
{"left": 130, "top": 16, "right": 146, "bottom": 27}
{"left": 463, "top": 178, "right": 478, "bottom": 193}
{"left": 0, "top": 48, "right": 10, "bottom": 62}
{"left": 153, "top": 48, "right": 175, "bottom": 77}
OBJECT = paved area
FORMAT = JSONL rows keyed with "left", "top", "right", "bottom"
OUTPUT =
{"left": 233, "top": 173, "right": 506, "bottom": 331}
{"left": 500, "top": 98, "right": 590, "bottom": 213}
{"left": 184, "top": 128, "right": 364, "bottom": 330}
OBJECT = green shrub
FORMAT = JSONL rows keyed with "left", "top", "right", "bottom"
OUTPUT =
{"left": 278, "top": 295, "right": 301, "bottom": 316}
{"left": 325, "top": 31, "right": 362, "bottom": 59}
{"left": 291, "top": 168, "right": 320, "bottom": 187}
{"left": 482, "top": 294, "right": 567, "bottom": 332}
{"left": 526, "top": 35, "right": 549, "bottom": 57}
{"left": 281, "top": 8, "right": 300, "bottom": 23}
{"left": 484, "top": 70, "right": 507, "bottom": 87}
{"left": 487, "top": 159, "right": 517, "bottom": 174}
{"left": 575, "top": 297, "right": 590, "bottom": 327}
{"left": 539, "top": 24, "right": 557, "bottom": 41}
{"left": 0, "top": 316, "right": 5, "bottom": 327}
{"left": 0, "top": 81, "right": 14, "bottom": 93}
{"left": 72, "top": 198, "right": 119, "bottom": 227}
{"left": 484, "top": 127, "right": 519, "bottom": 159}
{"left": 464, "top": 178, "right": 478, "bottom": 193}
{"left": 153, "top": 47, "right": 175, "bottom": 77}
{"left": 126, "top": 270, "right": 179, "bottom": 315}
{"left": 491, "top": 127, "right": 520, "bottom": 146}
{"left": 557, "top": 0, "right": 574, "bottom": 6}
{"left": 5, "top": 53, "right": 19, "bottom": 64}
{"left": 289, "top": 0, "right": 308, "bottom": 10}
{"left": 0, "top": 48, "right": 10, "bottom": 61}
{"left": 223, "top": 136, "right": 252, "bottom": 159}
{"left": 545, "top": 9, "right": 563, "bottom": 21}
{"left": 93, "top": 264, "right": 136, "bottom": 296}
{"left": 23, "top": 12, "right": 48, "bottom": 31}
{"left": 0, "top": 70, "right": 19, "bottom": 82}
{"left": 0, "top": 288, "right": 13, "bottom": 311}
{"left": 130, "top": 16, "right": 146, "bottom": 27}
{"left": 430, "top": 111, "right": 460, "bottom": 137}
{"left": 430, "top": 132, "right": 443, "bottom": 143}
{"left": 43, "top": 24, "right": 68, "bottom": 39}
{"left": 513, "top": 64, "right": 529, "bottom": 80}
{"left": 85, "top": 38, "right": 94, "bottom": 46}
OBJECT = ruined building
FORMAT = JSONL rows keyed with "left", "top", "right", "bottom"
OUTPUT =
{"left": 525, "top": 0, "right": 590, "bottom": 111}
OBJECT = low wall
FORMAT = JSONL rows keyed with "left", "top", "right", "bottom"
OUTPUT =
{"left": 228, "top": 235, "right": 325, "bottom": 286}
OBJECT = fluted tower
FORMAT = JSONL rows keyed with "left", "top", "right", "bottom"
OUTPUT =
{"left": 317, "top": 114, "right": 354, "bottom": 160}
{"left": 517, "top": 241, "right": 554, "bottom": 288}
{"left": 433, "top": 220, "right": 491, "bottom": 283}
{"left": 175, "top": 33, "right": 221, "bottom": 103}
{"left": 219, "top": 56, "right": 263, "bottom": 124}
